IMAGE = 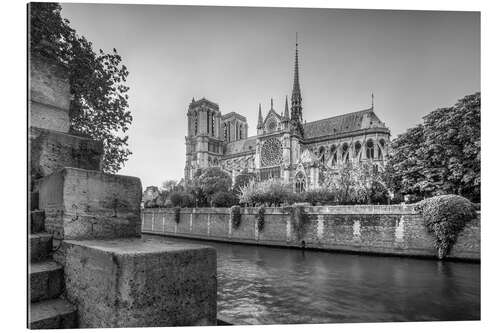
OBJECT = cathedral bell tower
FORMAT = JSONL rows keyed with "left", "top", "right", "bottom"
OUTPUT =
{"left": 185, "top": 98, "right": 223, "bottom": 181}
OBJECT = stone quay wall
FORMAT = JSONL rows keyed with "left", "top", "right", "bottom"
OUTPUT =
{"left": 142, "top": 205, "right": 480, "bottom": 261}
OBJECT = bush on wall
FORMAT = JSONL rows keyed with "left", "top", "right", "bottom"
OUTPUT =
{"left": 173, "top": 207, "right": 181, "bottom": 224}
{"left": 288, "top": 204, "right": 310, "bottom": 241}
{"left": 417, "top": 194, "right": 476, "bottom": 259}
{"left": 230, "top": 205, "right": 242, "bottom": 229}
{"left": 256, "top": 205, "right": 266, "bottom": 232}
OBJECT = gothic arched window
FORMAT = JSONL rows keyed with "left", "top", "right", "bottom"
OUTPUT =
{"left": 366, "top": 139, "right": 375, "bottom": 159}
{"left": 194, "top": 113, "right": 198, "bottom": 135}
{"left": 319, "top": 146, "right": 326, "bottom": 164}
{"left": 342, "top": 143, "right": 349, "bottom": 162}
{"left": 378, "top": 139, "right": 386, "bottom": 159}
{"left": 206, "top": 111, "right": 210, "bottom": 134}
{"left": 354, "top": 141, "right": 362, "bottom": 161}
{"left": 330, "top": 145, "right": 337, "bottom": 166}
{"left": 295, "top": 172, "right": 306, "bottom": 193}
{"left": 211, "top": 113, "right": 215, "bottom": 136}
{"left": 223, "top": 123, "right": 227, "bottom": 141}
{"left": 239, "top": 124, "right": 243, "bottom": 140}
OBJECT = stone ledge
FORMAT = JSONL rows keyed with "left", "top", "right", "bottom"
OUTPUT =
{"left": 30, "top": 127, "right": 103, "bottom": 181}
{"left": 38, "top": 167, "right": 142, "bottom": 240}
{"left": 57, "top": 237, "right": 217, "bottom": 328}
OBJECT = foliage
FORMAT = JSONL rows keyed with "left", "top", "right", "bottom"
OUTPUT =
{"left": 417, "top": 195, "right": 477, "bottom": 259}
{"left": 230, "top": 205, "right": 242, "bottom": 229}
{"left": 30, "top": 3, "right": 132, "bottom": 173}
{"left": 288, "top": 204, "right": 310, "bottom": 241}
{"left": 301, "top": 187, "right": 338, "bottom": 206}
{"left": 173, "top": 207, "right": 181, "bottom": 224}
{"left": 233, "top": 172, "right": 255, "bottom": 195}
{"left": 211, "top": 191, "right": 239, "bottom": 207}
{"left": 322, "top": 162, "right": 389, "bottom": 204}
{"left": 169, "top": 191, "right": 195, "bottom": 208}
{"left": 193, "top": 167, "right": 232, "bottom": 206}
{"left": 387, "top": 93, "right": 480, "bottom": 202}
{"left": 256, "top": 205, "right": 266, "bottom": 232}
{"left": 161, "top": 180, "right": 183, "bottom": 193}
{"left": 238, "top": 179, "right": 297, "bottom": 207}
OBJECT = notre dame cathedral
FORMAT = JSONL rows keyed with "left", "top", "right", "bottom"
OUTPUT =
{"left": 184, "top": 39, "right": 390, "bottom": 192}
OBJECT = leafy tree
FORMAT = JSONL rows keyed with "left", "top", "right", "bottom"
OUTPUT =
{"left": 387, "top": 93, "right": 480, "bottom": 202}
{"left": 211, "top": 191, "right": 239, "bottom": 207}
{"left": 193, "top": 167, "right": 232, "bottom": 206}
{"left": 30, "top": 3, "right": 132, "bottom": 173}
{"left": 233, "top": 172, "right": 254, "bottom": 195}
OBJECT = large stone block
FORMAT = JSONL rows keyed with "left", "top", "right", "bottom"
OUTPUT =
{"left": 30, "top": 55, "right": 70, "bottom": 132}
{"left": 58, "top": 237, "right": 217, "bottom": 327}
{"left": 30, "top": 127, "right": 103, "bottom": 182}
{"left": 37, "top": 167, "right": 142, "bottom": 240}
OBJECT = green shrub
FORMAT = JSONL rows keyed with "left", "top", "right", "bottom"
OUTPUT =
{"left": 256, "top": 205, "right": 266, "bottom": 232}
{"left": 173, "top": 207, "right": 181, "bottom": 224}
{"left": 288, "top": 204, "right": 310, "bottom": 241}
{"left": 211, "top": 191, "right": 239, "bottom": 207}
{"left": 238, "top": 179, "right": 298, "bottom": 206}
{"left": 230, "top": 205, "right": 242, "bottom": 229}
{"left": 169, "top": 191, "right": 195, "bottom": 208}
{"left": 302, "top": 188, "right": 338, "bottom": 206}
{"left": 369, "top": 181, "right": 390, "bottom": 204}
{"left": 417, "top": 194, "right": 476, "bottom": 259}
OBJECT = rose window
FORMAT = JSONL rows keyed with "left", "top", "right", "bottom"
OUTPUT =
{"left": 261, "top": 137, "right": 283, "bottom": 167}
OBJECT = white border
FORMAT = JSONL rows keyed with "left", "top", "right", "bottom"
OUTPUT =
{"left": 1, "top": 1, "right": 498, "bottom": 332}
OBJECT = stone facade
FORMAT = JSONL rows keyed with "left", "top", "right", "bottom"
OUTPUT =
{"left": 59, "top": 238, "right": 217, "bottom": 328}
{"left": 29, "top": 55, "right": 71, "bottom": 132}
{"left": 185, "top": 41, "right": 390, "bottom": 189}
{"left": 37, "top": 167, "right": 143, "bottom": 240}
{"left": 142, "top": 205, "right": 480, "bottom": 261}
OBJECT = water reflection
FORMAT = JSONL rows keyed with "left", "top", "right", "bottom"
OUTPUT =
{"left": 146, "top": 235, "right": 480, "bottom": 324}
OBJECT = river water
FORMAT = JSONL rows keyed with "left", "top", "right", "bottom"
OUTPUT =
{"left": 147, "top": 235, "right": 480, "bottom": 324}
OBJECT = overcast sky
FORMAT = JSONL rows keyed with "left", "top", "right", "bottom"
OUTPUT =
{"left": 60, "top": 3, "right": 480, "bottom": 188}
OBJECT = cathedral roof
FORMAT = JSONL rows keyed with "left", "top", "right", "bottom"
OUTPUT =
{"left": 303, "top": 107, "right": 388, "bottom": 139}
{"left": 224, "top": 136, "right": 257, "bottom": 156}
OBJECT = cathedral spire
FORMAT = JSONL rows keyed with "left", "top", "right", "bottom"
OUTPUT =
{"left": 257, "top": 103, "right": 263, "bottom": 129}
{"left": 283, "top": 95, "right": 290, "bottom": 120}
{"left": 290, "top": 33, "right": 304, "bottom": 137}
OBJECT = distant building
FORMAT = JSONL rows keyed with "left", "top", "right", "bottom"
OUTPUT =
{"left": 184, "top": 39, "right": 390, "bottom": 191}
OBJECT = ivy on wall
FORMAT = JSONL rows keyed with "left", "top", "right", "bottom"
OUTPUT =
{"left": 417, "top": 195, "right": 476, "bottom": 259}
{"left": 231, "top": 205, "right": 242, "bottom": 229}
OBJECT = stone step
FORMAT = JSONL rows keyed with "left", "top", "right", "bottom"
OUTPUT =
{"left": 30, "top": 233, "right": 52, "bottom": 262}
{"left": 30, "top": 210, "right": 45, "bottom": 233}
{"left": 30, "top": 261, "right": 64, "bottom": 303}
{"left": 29, "top": 298, "right": 78, "bottom": 329}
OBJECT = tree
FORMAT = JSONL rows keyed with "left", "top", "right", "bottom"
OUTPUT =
{"left": 161, "top": 179, "right": 183, "bottom": 194}
{"left": 30, "top": 3, "right": 132, "bottom": 173}
{"left": 387, "top": 93, "right": 480, "bottom": 202}
{"left": 233, "top": 172, "right": 254, "bottom": 195}
{"left": 195, "top": 168, "right": 232, "bottom": 205}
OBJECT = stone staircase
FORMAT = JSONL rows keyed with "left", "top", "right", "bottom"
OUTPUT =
{"left": 28, "top": 194, "right": 77, "bottom": 329}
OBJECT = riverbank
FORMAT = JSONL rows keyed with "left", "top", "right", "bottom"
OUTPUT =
{"left": 141, "top": 205, "right": 480, "bottom": 261}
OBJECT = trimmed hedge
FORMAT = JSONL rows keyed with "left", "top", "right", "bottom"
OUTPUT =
{"left": 417, "top": 194, "right": 476, "bottom": 259}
